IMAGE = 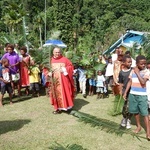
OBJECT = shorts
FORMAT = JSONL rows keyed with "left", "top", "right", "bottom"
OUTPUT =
{"left": 11, "top": 73, "right": 20, "bottom": 81}
{"left": 105, "top": 76, "right": 113, "bottom": 87}
{"left": 30, "top": 82, "right": 40, "bottom": 91}
{"left": 1, "top": 83, "right": 13, "bottom": 95}
{"left": 148, "top": 98, "right": 150, "bottom": 109}
{"left": 96, "top": 87, "right": 104, "bottom": 93}
{"left": 128, "top": 93, "right": 148, "bottom": 116}
{"left": 89, "top": 79, "right": 96, "bottom": 86}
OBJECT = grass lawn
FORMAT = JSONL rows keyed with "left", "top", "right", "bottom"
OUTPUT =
{"left": 0, "top": 92, "right": 150, "bottom": 150}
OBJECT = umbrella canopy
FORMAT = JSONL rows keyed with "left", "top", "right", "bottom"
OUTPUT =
{"left": 43, "top": 39, "right": 67, "bottom": 48}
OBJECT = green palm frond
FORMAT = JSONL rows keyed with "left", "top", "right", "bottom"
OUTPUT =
{"left": 93, "top": 63, "right": 106, "bottom": 71}
{"left": 49, "top": 142, "right": 87, "bottom": 150}
{"left": 65, "top": 51, "right": 73, "bottom": 59}
{"left": 80, "top": 57, "right": 91, "bottom": 66}
{"left": 70, "top": 110, "right": 145, "bottom": 140}
{"left": 71, "top": 56, "right": 81, "bottom": 64}
{"left": 47, "top": 30, "right": 61, "bottom": 40}
{"left": 110, "top": 95, "right": 125, "bottom": 116}
{"left": 86, "top": 69, "right": 95, "bottom": 78}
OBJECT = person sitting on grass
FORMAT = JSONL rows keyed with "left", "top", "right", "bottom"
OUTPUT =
{"left": 0, "top": 58, "right": 13, "bottom": 107}
{"left": 123, "top": 55, "right": 150, "bottom": 140}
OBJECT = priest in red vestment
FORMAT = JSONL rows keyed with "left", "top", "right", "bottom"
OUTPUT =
{"left": 49, "top": 47, "right": 74, "bottom": 114}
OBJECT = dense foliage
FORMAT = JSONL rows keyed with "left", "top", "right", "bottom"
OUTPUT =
{"left": 0, "top": 0, "right": 150, "bottom": 67}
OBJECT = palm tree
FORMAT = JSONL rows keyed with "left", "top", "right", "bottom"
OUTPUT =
{"left": 2, "top": 2, "right": 26, "bottom": 34}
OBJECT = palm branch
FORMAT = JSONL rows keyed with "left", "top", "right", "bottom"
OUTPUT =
{"left": 70, "top": 110, "right": 146, "bottom": 140}
{"left": 110, "top": 95, "right": 125, "bottom": 116}
{"left": 93, "top": 63, "right": 106, "bottom": 71}
{"left": 49, "top": 142, "right": 87, "bottom": 150}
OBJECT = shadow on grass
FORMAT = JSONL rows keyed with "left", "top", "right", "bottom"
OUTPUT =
{"left": 3, "top": 95, "right": 33, "bottom": 105}
{"left": 70, "top": 110, "right": 146, "bottom": 140}
{"left": 73, "top": 98, "right": 89, "bottom": 111}
{"left": 0, "top": 119, "right": 31, "bottom": 135}
{"left": 49, "top": 142, "right": 87, "bottom": 150}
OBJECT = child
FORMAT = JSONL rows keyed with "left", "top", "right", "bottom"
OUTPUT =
{"left": 146, "top": 62, "right": 150, "bottom": 120}
{"left": 0, "top": 58, "right": 13, "bottom": 106}
{"left": 73, "top": 64, "right": 78, "bottom": 95}
{"left": 88, "top": 74, "right": 96, "bottom": 96}
{"left": 96, "top": 70, "right": 105, "bottom": 99}
{"left": 29, "top": 60, "right": 40, "bottom": 97}
{"left": 123, "top": 55, "right": 150, "bottom": 140}
{"left": 20, "top": 46, "right": 31, "bottom": 96}
{"left": 113, "top": 54, "right": 124, "bottom": 95}
{"left": 118, "top": 55, "right": 132, "bottom": 129}
{"left": 41, "top": 65, "right": 50, "bottom": 97}
{"left": 105, "top": 56, "right": 114, "bottom": 96}
{"left": 77, "top": 66, "right": 87, "bottom": 98}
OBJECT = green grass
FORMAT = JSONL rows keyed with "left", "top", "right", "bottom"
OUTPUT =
{"left": 0, "top": 93, "right": 150, "bottom": 150}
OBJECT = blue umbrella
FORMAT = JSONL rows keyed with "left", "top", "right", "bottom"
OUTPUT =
{"left": 43, "top": 39, "right": 67, "bottom": 48}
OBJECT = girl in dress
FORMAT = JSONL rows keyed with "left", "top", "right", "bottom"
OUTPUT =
{"left": 96, "top": 70, "right": 105, "bottom": 99}
{"left": 20, "top": 46, "right": 31, "bottom": 95}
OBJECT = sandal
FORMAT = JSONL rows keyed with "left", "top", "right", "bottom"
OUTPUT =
{"left": 53, "top": 110, "right": 61, "bottom": 114}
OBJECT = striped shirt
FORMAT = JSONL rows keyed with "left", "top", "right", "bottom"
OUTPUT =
{"left": 130, "top": 69, "right": 149, "bottom": 95}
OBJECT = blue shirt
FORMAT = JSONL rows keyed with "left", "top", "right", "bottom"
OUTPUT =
{"left": 77, "top": 68, "right": 86, "bottom": 82}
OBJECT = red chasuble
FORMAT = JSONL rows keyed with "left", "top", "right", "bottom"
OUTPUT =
{"left": 50, "top": 55, "right": 74, "bottom": 111}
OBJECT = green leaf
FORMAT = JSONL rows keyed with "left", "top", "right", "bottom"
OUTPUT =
{"left": 93, "top": 63, "right": 106, "bottom": 71}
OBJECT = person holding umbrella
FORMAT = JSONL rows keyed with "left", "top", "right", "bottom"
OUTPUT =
{"left": 48, "top": 47, "right": 74, "bottom": 114}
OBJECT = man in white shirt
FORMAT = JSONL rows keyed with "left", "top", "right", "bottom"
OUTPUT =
{"left": 77, "top": 67, "right": 87, "bottom": 98}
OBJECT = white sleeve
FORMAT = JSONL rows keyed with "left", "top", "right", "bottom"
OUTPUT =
{"left": 102, "top": 75, "right": 105, "bottom": 81}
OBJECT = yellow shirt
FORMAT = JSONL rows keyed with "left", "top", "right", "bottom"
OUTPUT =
{"left": 29, "top": 67, "right": 40, "bottom": 83}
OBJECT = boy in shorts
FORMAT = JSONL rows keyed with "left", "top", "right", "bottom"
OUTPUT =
{"left": 0, "top": 58, "right": 13, "bottom": 107}
{"left": 123, "top": 55, "right": 150, "bottom": 140}
{"left": 118, "top": 55, "right": 132, "bottom": 129}
{"left": 105, "top": 56, "right": 113, "bottom": 95}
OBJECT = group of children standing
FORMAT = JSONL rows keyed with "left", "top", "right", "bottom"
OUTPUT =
{"left": 0, "top": 44, "right": 41, "bottom": 107}
{"left": 122, "top": 55, "right": 150, "bottom": 140}
{"left": 107, "top": 48, "right": 150, "bottom": 140}
{"left": 74, "top": 66, "right": 107, "bottom": 99}
{"left": 74, "top": 48, "right": 150, "bottom": 140}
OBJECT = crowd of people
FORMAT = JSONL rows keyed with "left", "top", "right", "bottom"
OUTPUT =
{"left": 101, "top": 48, "right": 150, "bottom": 140}
{"left": 73, "top": 47, "right": 150, "bottom": 140}
{"left": 0, "top": 44, "right": 150, "bottom": 140}
{"left": 0, "top": 43, "right": 41, "bottom": 107}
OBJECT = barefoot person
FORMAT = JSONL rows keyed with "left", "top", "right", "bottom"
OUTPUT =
{"left": 49, "top": 47, "right": 74, "bottom": 114}
{"left": 19, "top": 46, "right": 31, "bottom": 95}
{"left": 123, "top": 55, "right": 150, "bottom": 140}
{"left": 29, "top": 60, "right": 40, "bottom": 97}
{"left": 2, "top": 44, "right": 20, "bottom": 96}
{"left": 0, "top": 58, "right": 13, "bottom": 106}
